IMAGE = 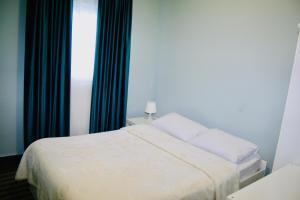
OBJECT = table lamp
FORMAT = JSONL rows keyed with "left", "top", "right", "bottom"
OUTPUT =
{"left": 145, "top": 101, "right": 157, "bottom": 119}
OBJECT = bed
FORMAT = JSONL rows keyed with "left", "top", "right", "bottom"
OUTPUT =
{"left": 16, "top": 124, "right": 241, "bottom": 200}
{"left": 15, "top": 113, "right": 266, "bottom": 200}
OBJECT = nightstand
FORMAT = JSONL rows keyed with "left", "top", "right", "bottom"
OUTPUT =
{"left": 126, "top": 117, "right": 155, "bottom": 126}
{"left": 227, "top": 164, "right": 300, "bottom": 200}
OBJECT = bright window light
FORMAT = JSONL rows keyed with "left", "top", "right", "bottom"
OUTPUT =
{"left": 70, "top": 0, "right": 98, "bottom": 135}
{"left": 71, "top": 0, "right": 98, "bottom": 81}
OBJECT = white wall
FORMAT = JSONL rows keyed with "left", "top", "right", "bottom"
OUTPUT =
{"left": 0, "top": 0, "right": 26, "bottom": 156}
{"left": 127, "top": 0, "right": 300, "bottom": 170}
{"left": 127, "top": 0, "right": 161, "bottom": 117}
{"left": 154, "top": 0, "right": 300, "bottom": 170}
{"left": 273, "top": 26, "right": 300, "bottom": 171}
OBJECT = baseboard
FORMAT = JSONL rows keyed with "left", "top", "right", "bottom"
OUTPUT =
{"left": 0, "top": 153, "right": 19, "bottom": 157}
{"left": 0, "top": 154, "right": 22, "bottom": 159}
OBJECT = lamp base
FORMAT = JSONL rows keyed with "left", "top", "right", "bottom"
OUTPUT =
{"left": 144, "top": 113, "right": 156, "bottom": 120}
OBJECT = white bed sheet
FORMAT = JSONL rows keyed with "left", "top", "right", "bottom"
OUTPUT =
{"left": 16, "top": 125, "right": 239, "bottom": 200}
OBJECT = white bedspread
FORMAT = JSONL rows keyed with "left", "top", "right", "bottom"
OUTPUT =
{"left": 16, "top": 125, "right": 239, "bottom": 200}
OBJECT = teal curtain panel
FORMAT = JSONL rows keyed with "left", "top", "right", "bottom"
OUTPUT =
{"left": 89, "top": 0, "right": 133, "bottom": 133}
{"left": 23, "top": 0, "right": 73, "bottom": 148}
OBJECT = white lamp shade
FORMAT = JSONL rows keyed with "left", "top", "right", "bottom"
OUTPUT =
{"left": 145, "top": 101, "right": 157, "bottom": 114}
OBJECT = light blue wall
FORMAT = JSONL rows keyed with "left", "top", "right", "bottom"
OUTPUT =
{"left": 127, "top": 0, "right": 161, "bottom": 117}
{"left": 0, "top": 0, "right": 26, "bottom": 156}
{"left": 155, "top": 0, "right": 300, "bottom": 170}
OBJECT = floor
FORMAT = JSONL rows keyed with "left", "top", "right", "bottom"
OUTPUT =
{"left": 0, "top": 155, "right": 34, "bottom": 200}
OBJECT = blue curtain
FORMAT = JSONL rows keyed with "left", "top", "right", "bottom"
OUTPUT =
{"left": 24, "top": 0, "right": 73, "bottom": 148}
{"left": 89, "top": 0, "right": 133, "bottom": 133}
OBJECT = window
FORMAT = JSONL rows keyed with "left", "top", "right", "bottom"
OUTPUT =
{"left": 70, "top": 0, "right": 98, "bottom": 135}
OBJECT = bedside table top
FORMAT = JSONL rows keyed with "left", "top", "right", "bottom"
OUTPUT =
{"left": 126, "top": 117, "right": 155, "bottom": 126}
{"left": 227, "top": 164, "right": 300, "bottom": 200}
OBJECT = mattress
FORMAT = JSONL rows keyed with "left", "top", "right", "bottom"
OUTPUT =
{"left": 237, "top": 153, "right": 262, "bottom": 182}
{"left": 15, "top": 124, "right": 239, "bottom": 200}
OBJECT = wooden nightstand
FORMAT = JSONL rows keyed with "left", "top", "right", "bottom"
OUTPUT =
{"left": 126, "top": 117, "right": 155, "bottom": 126}
{"left": 227, "top": 164, "right": 300, "bottom": 200}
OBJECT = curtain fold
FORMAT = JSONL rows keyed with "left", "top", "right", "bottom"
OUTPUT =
{"left": 89, "top": 0, "right": 133, "bottom": 133}
{"left": 24, "top": 0, "right": 73, "bottom": 148}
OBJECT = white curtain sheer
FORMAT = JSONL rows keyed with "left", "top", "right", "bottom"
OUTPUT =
{"left": 70, "top": 0, "right": 98, "bottom": 135}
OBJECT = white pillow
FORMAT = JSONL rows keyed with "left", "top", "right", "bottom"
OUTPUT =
{"left": 189, "top": 129, "right": 258, "bottom": 163}
{"left": 152, "top": 113, "right": 208, "bottom": 141}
